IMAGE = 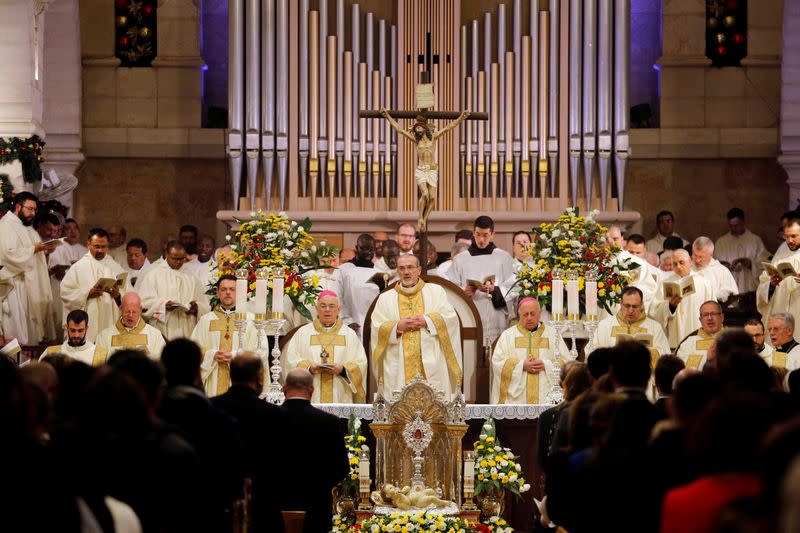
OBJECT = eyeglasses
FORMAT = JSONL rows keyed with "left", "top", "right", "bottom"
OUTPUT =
{"left": 700, "top": 312, "right": 722, "bottom": 319}
{"left": 20, "top": 204, "right": 36, "bottom": 212}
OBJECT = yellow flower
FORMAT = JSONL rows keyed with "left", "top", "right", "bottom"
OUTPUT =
{"left": 350, "top": 473, "right": 358, "bottom": 480}
{"left": 478, "top": 474, "right": 484, "bottom": 480}
{"left": 480, "top": 460, "right": 488, "bottom": 468}
{"left": 486, "top": 437, "right": 495, "bottom": 443}
{"left": 491, "top": 473, "right": 498, "bottom": 480}
{"left": 349, "top": 457, "right": 359, "bottom": 465}
{"left": 598, "top": 289, "right": 606, "bottom": 297}
{"left": 358, "top": 436, "right": 366, "bottom": 442}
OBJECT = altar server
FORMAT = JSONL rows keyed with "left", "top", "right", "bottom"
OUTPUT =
{"left": 339, "top": 234, "right": 382, "bottom": 338}
{"left": 40, "top": 309, "right": 107, "bottom": 366}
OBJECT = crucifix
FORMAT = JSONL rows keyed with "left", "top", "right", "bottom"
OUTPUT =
{"left": 360, "top": 31, "right": 488, "bottom": 274}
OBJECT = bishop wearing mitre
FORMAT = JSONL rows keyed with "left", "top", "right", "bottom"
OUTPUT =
{"left": 588, "top": 286, "right": 670, "bottom": 358}
{"left": 371, "top": 255, "right": 462, "bottom": 398}
{"left": 191, "top": 274, "right": 258, "bottom": 397}
{"left": 491, "top": 298, "right": 570, "bottom": 405}
{"left": 95, "top": 292, "right": 166, "bottom": 360}
{"left": 283, "top": 290, "right": 368, "bottom": 403}
{"left": 137, "top": 241, "right": 209, "bottom": 340}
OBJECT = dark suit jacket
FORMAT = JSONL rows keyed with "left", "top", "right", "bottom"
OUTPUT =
{"left": 279, "top": 398, "right": 349, "bottom": 533}
{"left": 212, "top": 384, "right": 286, "bottom": 533}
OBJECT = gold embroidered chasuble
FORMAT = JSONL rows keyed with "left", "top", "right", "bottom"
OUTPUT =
{"left": 370, "top": 280, "right": 462, "bottom": 398}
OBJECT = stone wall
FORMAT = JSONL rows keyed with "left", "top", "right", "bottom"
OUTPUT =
{"left": 72, "top": 158, "right": 229, "bottom": 260}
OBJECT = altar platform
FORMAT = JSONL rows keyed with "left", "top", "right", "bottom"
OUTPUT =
{"left": 319, "top": 403, "right": 549, "bottom": 532}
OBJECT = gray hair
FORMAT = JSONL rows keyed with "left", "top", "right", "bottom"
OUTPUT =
{"left": 700, "top": 300, "right": 723, "bottom": 315}
{"left": 770, "top": 312, "right": 796, "bottom": 330}
{"left": 673, "top": 248, "right": 690, "bottom": 261}
{"left": 692, "top": 236, "right": 715, "bottom": 253}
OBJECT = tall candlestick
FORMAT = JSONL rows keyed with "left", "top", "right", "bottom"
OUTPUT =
{"left": 272, "top": 269, "right": 285, "bottom": 315}
{"left": 255, "top": 269, "right": 269, "bottom": 316}
{"left": 551, "top": 278, "right": 564, "bottom": 317}
{"left": 585, "top": 280, "right": 598, "bottom": 317}
{"left": 566, "top": 278, "right": 579, "bottom": 319}
{"left": 235, "top": 269, "right": 248, "bottom": 314}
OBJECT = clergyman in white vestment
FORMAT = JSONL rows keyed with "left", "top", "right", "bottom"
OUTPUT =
{"left": 691, "top": 237, "right": 738, "bottom": 303}
{"left": 449, "top": 216, "right": 516, "bottom": 344}
{"left": 588, "top": 286, "right": 670, "bottom": 358}
{"left": 371, "top": 255, "right": 462, "bottom": 399}
{"left": 756, "top": 220, "right": 800, "bottom": 336}
{"left": 743, "top": 319, "right": 777, "bottom": 368}
{"left": 284, "top": 290, "right": 368, "bottom": 403}
{"left": 95, "top": 292, "right": 166, "bottom": 359}
{"left": 41, "top": 310, "right": 108, "bottom": 366}
{"left": 123, "top": 238, "right": 151, "bottom": 291}
{"left": 339, "top": 234, "right": 382, "bottom": 339}
{"left": 191, "top": 274, "right": 258, "bottom": 397}
{"left": 767, "top": 313, "right": 800, "bottom": 371}
{"left": 675, "top": 301, "right": 725, "bottom": 370}
{"left": 137, "top": 242, "right": 209, "bottom": 340}
{"left": 714, "top": 209, "right": 768, "bottom": 293}
{"left": 60, "top": 229, "right": 126, "bottom": 343}
{"left": 490, "top": 298, "right": 570, "bottom": 405}
{"left": 645, "top": 211, "right": 689, "bottom": 255}
{"left": 650, "top": 249, "right": 716, "bottom": 349}
{"left": 0, "top": 193, "right": 56, "bottom": 345}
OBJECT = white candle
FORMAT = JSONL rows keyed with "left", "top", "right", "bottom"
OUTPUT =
{"left": 463, "top": 458, "right": 475, "bottom": 492}
{"left": 255, "top": 275, "right": 268, "bottom": 315}
{"left": 272, "top": 272, "right": 285, "bottom": 315}
{"left": 235, "top": 277, "right": 248, "bottom": 314}
{"left": 585, "top": 280, "right": 598, "bottom": 317}
{"left": 551, "top": 278, "right": 564, "bottom": 316}
{"left": 566, "top": 279, "right": 579, "bottom": 318}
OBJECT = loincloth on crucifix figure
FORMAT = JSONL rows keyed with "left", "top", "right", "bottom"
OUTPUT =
{"left": 380, "top": 83, "right": 471, "bottom": 232}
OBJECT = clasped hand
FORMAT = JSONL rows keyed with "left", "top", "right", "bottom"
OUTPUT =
{"left": 523, "top": 358, "right": 545, "bottom": 373}
{"left": 214, "top": 350, "right": 233, "bottom": 364}
{"left": 310, "top": 362, "right": 343, "bottom": 375}
{"left": 398, "top": 315, "right": 427, "bottom": 333}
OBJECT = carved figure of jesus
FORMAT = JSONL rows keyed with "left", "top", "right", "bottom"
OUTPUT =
{"left": 380, "top": 107, "right": 470, "bottom": 232}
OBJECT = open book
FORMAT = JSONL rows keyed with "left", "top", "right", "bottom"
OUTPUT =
{"left": 762, "top": 261, "right": 798, "bottom": 280}
{"left": 466, "top": 275, "right": 496, "bottom": 288}
{"left": 616, "top": 333, "right": 653, "bottom": 348}
{"left": 0, "top": 338, "right": 21, "bottom": 358}
{"left": 662, "top": 276, "right": 695, "bottom": 299}
{"left": 93, "top": 272, "right": 128, "bottom": 291}
{"left": 41, "top": 238, "right": 64, "bottom": 248}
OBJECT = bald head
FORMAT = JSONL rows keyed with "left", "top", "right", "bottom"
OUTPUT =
{"left": 120, "top": 292, "right": 143, "bottom": 328}
{"left": 284, "top": 368, "right": 314, "bottom": 399}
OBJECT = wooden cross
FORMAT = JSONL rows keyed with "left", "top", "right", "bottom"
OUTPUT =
{"left": 359, "top": 31, "right": 488, "bottom": 275}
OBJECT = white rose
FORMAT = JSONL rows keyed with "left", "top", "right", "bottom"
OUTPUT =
{"left": 354, "top": 419, "right": 361, "bottom": 430}
{"left": 225, "top": 235, "right": 231, "bottom": 241}
{"left": 515, "top": 463, "right": 521, "bottom": 472}
{"left": 494, "top": 446, "right": 501, "bottom": 452}
{"left": 482, "top": 423, "right": 492, "bottom": 431}
{"left": 310, "top": 245, "right": 317, "bottom": 253}
{"left": 509, "top": 474, "right": 517, "bottom": 482}
{"left": 320, "top": 240, "right": 327, "bottom": 247}
{"left": 500, "top": 460, "right": 508, "bottom": 467}
{"left": 521, "top": 483, "right": 530, "bottom": 493}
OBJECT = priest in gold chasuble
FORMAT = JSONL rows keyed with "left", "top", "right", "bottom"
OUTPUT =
{"left": 490, "top": 298, "right": 569, "bottom": 405}
{"left": 284, "top": 290, "right": 368, "bottom": 403}
{"left": 675, "top": 300, "right": 725, "bottom": 369}
{"left": 94, "top": 292, "right": 166, "bottom": 360}
{"left": 588, "top": 286, "right": 671, "bottom": 364}
{"left": 192, "top": 274, "right": 258, "bottom": 397}
{"left": 370, "top": 255, "right": 462, "bottom": 399}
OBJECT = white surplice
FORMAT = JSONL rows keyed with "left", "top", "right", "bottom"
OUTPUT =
{"left": 449, "top": 246, "right": 516, "bottom": 344}
{"left": 714, "top": 229, "right": 769, "bottom": 293}
{"left": 124, "top": 259, "right": 151, "bottom": 291}
{"left": 650, "top": 273, "right": 716, "bottom": 348}
{"left": 41, "top": 339, "right": 107, "bottom": 366}
{"left": 756, "top": 245, "right": 800, "bottom": 337}
{"left": 0, "top": 212, "right": 55, "bottom": 344}
{"left": 693, "top": 259, "right": 739, "bottom": 302}
{"left": 645, "top": 232, "right": 689, "bottom": 255}
{"left": 60, "top": 254, "right": 126, "bottom": 343}
{"left": 136, "top": 261, "right": 210, "bottom": 340}
{"left": 339, "top": 262, "right": 381, "bottom": 339}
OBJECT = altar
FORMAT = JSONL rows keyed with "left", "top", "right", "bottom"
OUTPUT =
{"left": 317, "top": 380, "right": 551, "bottom": 533}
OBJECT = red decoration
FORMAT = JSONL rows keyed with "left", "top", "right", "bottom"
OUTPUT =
{"left": 717, "top": 45, "right": 727, "bottom": 56}
{"left": 115, "top": 0, "right": 127, "bottom": 8}
{"left": 733, "top": 33, "right": 745, "bottom": 44}
{"left": 726, "top": 0, "right": 738, "bottom": 9}
{"left": 143, "top": 5, "right": 153, "bottom": 16}
{"left": 118, "top": 35, "right": 130, "bottom": 47}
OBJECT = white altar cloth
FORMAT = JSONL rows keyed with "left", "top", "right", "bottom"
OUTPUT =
{"left": 314, "top": 403, "right": 549, "bottom": 420}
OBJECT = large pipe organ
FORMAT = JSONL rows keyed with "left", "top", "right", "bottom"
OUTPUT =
{"left": 225, "top": 0, "right": 631, "bottom": 215}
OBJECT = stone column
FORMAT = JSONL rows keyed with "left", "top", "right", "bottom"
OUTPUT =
{"left": 780, "top": 0, "right": 800, "bottom": 208}
{"left": 43, "top": 0, "right": 85, "bottom": 208}
{"left": 657, "top": 0, "right": 711, "bottom": 128}
{"left": 152, "top": 0, "right": 205, "bottom": 128}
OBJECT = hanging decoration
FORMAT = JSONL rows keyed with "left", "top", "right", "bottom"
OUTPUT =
{"left": 706, "top": 0, "right": 747, "bottom": 67}
{"left": 115, "top": 0, "right": 157, "bottom": 67}
{"left": 0, "top": 135, "right": 45, "bottom": 184}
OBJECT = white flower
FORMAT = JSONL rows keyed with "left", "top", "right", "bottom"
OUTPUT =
{"left": 521, "top": 483, "right": 531, "bottom": 493}
{"left": 278, "top": 211, "right": 287, "bottom": 218}
{"left": 515, "top": 463, "right": 522, "bottom": 472}
{"left": 490, "top": 467, "right": 497, "bottom": 474}
{"left": 500, "top": 460, "right": 508, "bottom": 467}
{"left": 287, "top": 241, "right": 294, "bottom": 247}
{"left": 320, "top": 240, "right": 327, "bottom": 247}
{"left": 539, "top": 248, "right": 551, "bottom": 258}
{"left": 354, "top": 419, "right": 361, "bottom": 430}
{"left": 225, "top": 235, "right": 231, "bottom": 241}
{"left": 310, "top": 245, "right": 317, "bottom": 253}
{"left": 256, "top": 228, "right": 263, "bottom": 234}
{"left": 482, "top": 423, "right": 492, "bottom": 431}
{"left": 494, "top": 446, "right": 501, "bottom": 452}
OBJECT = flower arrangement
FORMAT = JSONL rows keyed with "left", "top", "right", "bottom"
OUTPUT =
{"left": 474, "top": 418, "right": 530, "bottom": 499}
{"left": 359, "top": 511, "right": 481, "bottom": 533}
{"left": 341, "top": 415, "right": 366, "bottom": 498}
{"left": 513, "top": 207, "right": 633, "bottom": 314}
{"left": 213, "top": 210, "right": 337, "bottom": 318}
{"left": 0, "top": 135, "right": 45, "bottom": 184}
{"left": 0, "top": 174, "right": 13, "bottom": 215}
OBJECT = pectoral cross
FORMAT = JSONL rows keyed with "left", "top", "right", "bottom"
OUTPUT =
{"left": 515, "top": 329, "right": 550, "bottom": 404}
{"left": 310, "top": 332, "right": 347, "bottom": 361}
{"left": 359, "top": 31, "right": 487, "bottom": 273}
